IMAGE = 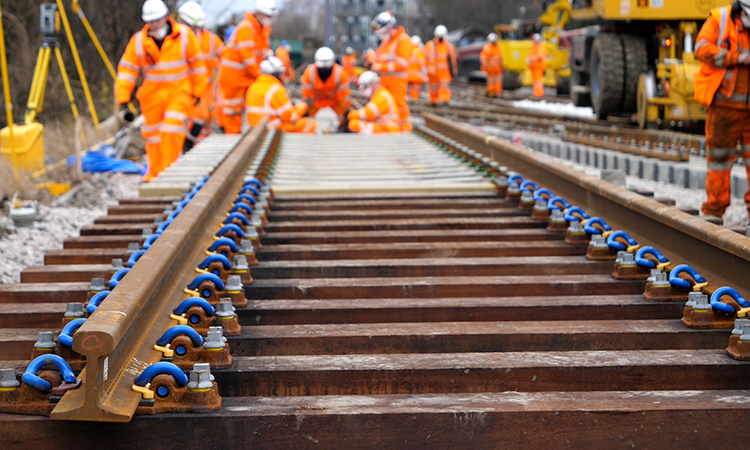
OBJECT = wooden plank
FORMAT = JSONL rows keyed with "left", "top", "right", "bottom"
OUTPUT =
{"left": 63, "top": 235, "right": 143, "bottom": 249}
{"left": 271, "top": 198, "right": 512, "bottom": 211}
{"left": 118, "top": 197, "right": 174, "bottom": 205}
{"left": 0, "top": 303, "right": 65, "bottom": 328}
{"left": 263, "top": 216, "right": 546, "bottom": 233}
{"left": 79, "top": 223, "right": 151, "bottom": 236}
{"left": 94, "top": 214, "right": 161, "bottom": 225}
{"left": 0, "top": 282, "right": 90, "bottom": 304}
{"left": 267, "top": 207, "right": 523, "bottom": 222}
{"left": 21, "top": 265, "right": 110, "bottom": 283}
{"left": 0, "top": 329, "right": 55, "bottom": 360}
{"left": 44, "top": 249, "right": 128, "bottom": 265}
{"left": 261, "top": 229, "right": 561, "bottom": 245}
{"left": 106, "top": 205, "right": 166, "bottom": 215}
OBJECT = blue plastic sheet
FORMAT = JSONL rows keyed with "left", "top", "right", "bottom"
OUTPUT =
{"left": 66, "top": 144, "right": 144, "bottom": 174}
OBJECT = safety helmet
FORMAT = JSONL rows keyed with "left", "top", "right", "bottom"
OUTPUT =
{"left": 358, "top": 71, "right": 380, "bottom": 88}
{"left": 314, "top": 47, "right": 336, "bottom": 68}
{"left": 434, "top": 25, "right": 448, "bottom": 39}
{"left": 142, "top": 0, "right": 169, "bottom": 22}
{"left": 255, "top": 0, "right": 279, "bottom": 17}
{"left": 487, "top": 33, "right": 498, "bottom": 42}
{"left": 260, "top": 56, "right": 285, "bottom": 75}
{"left": 346, "top": 46, "right": 354, "bottom": 55}
{"left": 411, "top": 35, "right": 422, "bottom": 45}
{"left": 532, "top": 33, "right": 542, "bottom": 43}
{"left": 178, "top": 1, "right": 206, "bottom": 28}
{"left": 224, "top": 25, "right": 236, "bottom": 42}
{"left": 372, "top": 11, "right": 397, "bottom": 39}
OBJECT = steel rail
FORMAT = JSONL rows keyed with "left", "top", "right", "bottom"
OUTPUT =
{"left": 424, "top": 113, "right": 750, "bottom": 295}
{"left": 50, "top": 120, "right": 269, "bottom": 422}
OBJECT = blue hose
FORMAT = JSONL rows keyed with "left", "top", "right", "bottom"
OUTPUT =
{"left": 22, "top": 355, "right": 77, "bottom": 392}
{"left": 133, "top": 361, "right": 188, "bottom": 387}
{"left": 58, "top": 318, "right": 87, "bottom": 347}
{"left": 669, "top": 264, "right": 706, "bottom": 290}
{"left": 86, "top": 290, "right": 111, "bottom": 314}
{"left": 710, "top": 287, "right": 750, "bottom": 315}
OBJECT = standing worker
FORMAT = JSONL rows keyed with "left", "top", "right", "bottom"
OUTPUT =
{"left": 245, "top": 57, "right": 316, "bottom": 133}
{"left": 528, "top": 33, "right": 547, "bottom": 97}
{"left": 480, "top": 32, "right": 503, "bottom": 98}
{"left": 342, "top": 47, "right": 357, "bottom": 84}
{"left": 371, "top": 11, "right": 413, "bottom": 131}
{"left": 115, "top": 0, "right": 208, "bottom": 181}
{"left": 300, "top": 47, "right": 352, "bottom": 121}
{"left": 694, "top": 0, "right": 750, "bottom": 224}
{"left": 408, "top": 35, "right": 426, "bottom": 100}
{"left": 425, "top": 24, "right": 457, "bottom": 106}
{"left": 217, "top": 0, "right": 279, "bottom": 134}
{"left": 178, "top": 1, "right": 223, "bottom": 150}
{"left": 275, "top": 40, "right": 295, "bottom": 83}
{"left": 347, "top": 71, "right": 400, "bottom": 134}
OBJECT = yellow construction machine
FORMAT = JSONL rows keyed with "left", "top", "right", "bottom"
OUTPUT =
{"left": 566, "top": 0, "right": 733, "bottom": 126}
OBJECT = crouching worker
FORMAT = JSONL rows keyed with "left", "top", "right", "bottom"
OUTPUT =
{"left": 347, "top": 71, "right": 400, "bottom": 134}
{"left": 245, "top": 57, "right": 316, "bottom": 133}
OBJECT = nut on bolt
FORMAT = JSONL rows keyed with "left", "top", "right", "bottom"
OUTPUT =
{"left": 64, "top": 303, "right": 85, "bottom": 318}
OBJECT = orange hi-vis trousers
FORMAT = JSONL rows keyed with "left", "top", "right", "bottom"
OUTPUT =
{"left": 702, "top": 105, "right": 750, "bottom": 218}
{"left": 428, "top": 75, "right": 451, "bottom": 104}
{"left": 486, "top": 71, "right": 502, "bottom": 96}
{"left": 532, "top": 69, "right": 545, "bottom": 97}
{"left": 142, "top": 90, "right": 192, "bottom": 181}
{"left": 409, "top": 83, "right": 422, "bottom": 99}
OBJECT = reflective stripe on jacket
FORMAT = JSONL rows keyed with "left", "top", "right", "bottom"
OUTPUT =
{"left": 245, "top": 74, "right": 298, "bottom": 129}
{"left": 373, "top": 27, "right": 413, "bottom": 83}
{"left": 528, "top": 42, "right": 547, "bottom": 72}
{"left": 217, "top": 13, "right": 269, "bottom": 84}
{"left": 300, "top": 64, "right": 351, "bottom": 104}
{"left": 342, "top": 55, "right": 357, "bottom": 80}
{"left": 480, "top": 42, "right": 503, "bottom": 73}
{"left": 408, "top": 44, "right": 427, "bottom": 83}
{"left": 425, "top": 38, "right": 457, "bottom": 79}
{"left": 348, "top": 86, "right": 400, "bottom": 127}
{"left": 199, "top": 29, "right": 224, "bottom": 80}
{"left": 115, "top": 19, "right": 208, "bottom": 105}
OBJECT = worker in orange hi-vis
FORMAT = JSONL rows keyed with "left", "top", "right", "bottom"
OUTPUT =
{"left": 694, "top": 0, "right": 750, "bottom": 225}
{"left": 216, "top": 0, "right": 278, "bottom": 134}
{"left": 371, "top": 11, "right": 413, "bottom": 131}
{"left": 115, "top": 0, "right": 208, "bottom": 181}
{"left": 480, "top": 32, "right": 503, "bottom": 98}
{"left": 363, "top": 48, "right": 376, "bottom": 70}
{"left": 178, "top": 1, "right": 224, "bottom": 151}
{"left": 425, "top": 24, "right": 457, "bottom": 106}
{"left": 347, "top": 71, "right": 401, "bottom": 134}
{"left": 301, "top": 47, "right": 352, "bottom": 122}
{"left": 408, "top": 35, "right": 426, "bottom": 100}
{"left": 342, "top": 47, "right": 357, "bottom": 84}
{"left": 275, "top": 40, "right": 295, "bottom": 83}
{"left": 245, "top": 57, "right": 316, "bottom": 133}
{"left": 528, "top": 33, "right": 547, "bottom": 97}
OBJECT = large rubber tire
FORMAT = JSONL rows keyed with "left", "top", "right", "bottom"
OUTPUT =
{"left": 621, "top": 34, "right": 649, "bottom": 113}
{"left": 556, "top": 76, "right": 570, "bottom": 96}
{"left": 571, "top": 71, "right": 591, "bottom": 107}
{"left": 589, "top": 33, "right": 624, "bottom": 120}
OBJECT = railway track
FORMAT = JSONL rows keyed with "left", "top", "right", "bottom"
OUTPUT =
{"left": 1, "top": 113, "right": 750, "bottom": 447}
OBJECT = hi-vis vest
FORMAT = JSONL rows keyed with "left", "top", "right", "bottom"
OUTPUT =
{"left": 695, "top": 5, "right": 740, "bottom": 105}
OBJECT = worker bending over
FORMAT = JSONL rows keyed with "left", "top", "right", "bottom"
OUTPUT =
{"left": 342, "top": 47, "right": 357, "bottom": 84}
{"left": 275, "top": 40, "right": 295, "bottom": 82}
{"left": 347, "top": 71, "right": 400, "bottom": 134}
{"left": 363, "top": 49, "right": 376, "bottom": 69}
{"left": 371, "top": 11, "right": 413, "bottom": 131}
{"left": 178, "top": 1, "right": 223, "bottom": 150}
{"left": 217, "top": 0, "right": 278, "bottom": 134}
{"left": 408, "top": 35, "right": 427, "bottom": 99}
{"left": 425, "top": 24, "right": 457, "bottom": 106}
{"left": 246, "top": 57, "right": 316, "bottom": 133}
{"left": 116, "top": 0, "right": 208, "bottom": 181}
{"left": 480, "top": 33, "right": 503, "bottom": 98}
{"left": 528, "top": 33, "right": 547, "bottom": 97}
{"left": 695, "top": 0, "right": 750, "bottom": 224}
{"left": 301, "top": 47, "right": 352, "bottom": 120}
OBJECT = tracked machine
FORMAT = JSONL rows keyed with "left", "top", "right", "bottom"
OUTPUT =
{"left": 566, "top": 0, "right": 732, "bottom": 126}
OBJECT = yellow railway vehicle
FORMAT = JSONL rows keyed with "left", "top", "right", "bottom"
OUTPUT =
{"left": 567, "top": 0, "right": 733, "bottom": 126}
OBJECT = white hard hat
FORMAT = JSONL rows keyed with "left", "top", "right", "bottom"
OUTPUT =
{"left": 178, "top": 1, "right": 206, "bottom": 28}
{"left": 358, "top": 70, "right": 380, "bottom": 88}
{"left": 142, "top": 0, "right": 169, "bottom": 22}
{"left": 532, "top": 33, "right": 542, "bottom": 42}
{"left": 434, "top": 25, "right": 448, "bottom": 38}
{"left": 260, "top": 56, "right": 285, "bottom": 75}
{"left": 314, "top": 47, "right": 335, "bottom": 68}
{"left": 487, "top": 33, "right": 498, "bottom": 42}
{"left": 346, "top": 47, "right": 354, "bottom": 55}
{"left": 411, "top": 35, "right": 422, "bottom": 45}
{"left": 372, "top": 11, "right": 397, "bottom": 38}
{"left": 255, "top": 0, "right": 279, "bottom": 16}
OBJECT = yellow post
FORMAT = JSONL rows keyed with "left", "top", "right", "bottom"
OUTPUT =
{"left": 54, "top": 46, "right": 87, "bottom": 148}
{"left": 0, "top": 2, "right": 19, "bottom": 181}
{"left": 56, "top": 0, "right": 100, "bottom": 134}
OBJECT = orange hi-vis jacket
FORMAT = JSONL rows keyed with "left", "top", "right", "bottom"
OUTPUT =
{"left": 408, "top": 44, "right": 426, "bottom": 84}
{"left": 695, "top": 5, "right": 750, "bottom": 107}
{"left": 372, "top": 26, "right": 412, "bottom": 89}
{"left": 198, "top": 29, "right": 224, "bottom": 81}
{"left": 528, "top": 42, "right": 547, "bottom": 73}
{"left": 245, "top": 74, "right": 314, "bottom": 132}
{"left": 347, "top": 86, "right": 400, "bottom": 134}
{"left": 217, "top": 13, "right": 270, "bottom": 87}
{"left": 425, "top": 38, "right": 457, "bottom": 80}
{"left": 300, "top": 63, "right": 351, "bottom": 110}
{"left": 364, "top": 50, "right": 376, "bottom": 69}
{"left": 275, "top": 45, "right": 295, "bottom": 81}
{"left": 480, "top": 42, "right": 503, "bottom": 74}
{"left": 342, "top": 54, "right": 357, "bottom": 81}
{"left": 115, "top": 19, "right": 208, "bottom": 106}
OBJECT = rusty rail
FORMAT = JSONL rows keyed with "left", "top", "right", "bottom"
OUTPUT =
{"left": 424, "top": 113, "right": 750, "bottom": 295}
{"left": 50, "top": 121, "right": 268, "bottom": 422}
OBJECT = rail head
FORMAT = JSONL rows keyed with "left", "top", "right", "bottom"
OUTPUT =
{"left": 50, "top": 121, "right": 268, "bottom": 422}
{"left": 423, "top": 113, "right": 750, "bottom": 295}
